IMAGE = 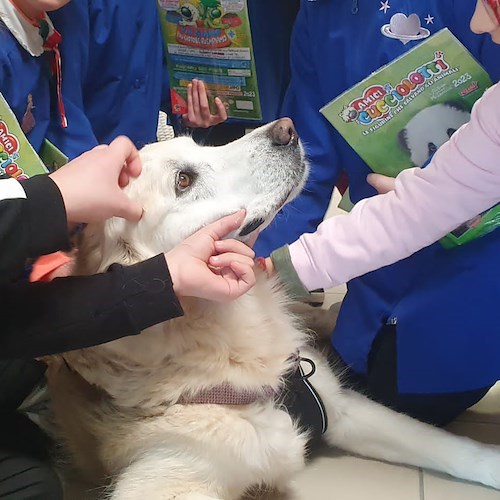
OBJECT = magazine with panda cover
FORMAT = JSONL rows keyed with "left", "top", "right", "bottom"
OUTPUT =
{"left": 321, "top": 28, "right": 499, "bottom": 248}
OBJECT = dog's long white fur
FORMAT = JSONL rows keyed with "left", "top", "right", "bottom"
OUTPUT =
{"left": 48, "top": 122, "right": 500, "bottom": 499}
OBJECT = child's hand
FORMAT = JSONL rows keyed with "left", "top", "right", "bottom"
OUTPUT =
{"left": 182, "top": 79, "right": 228, "bottom": 128}
{"left": 50, "top": 136, "right": 143, "bottom": 224}
{"left": 367, "top": 173, "right": 396, "bottom": 194}
{"left": 165, "top": 210, "right": 256, "bottom": 302}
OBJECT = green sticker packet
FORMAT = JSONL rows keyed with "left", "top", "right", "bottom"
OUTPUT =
{"left": 157, "top": 0, "right": 262, "bottom": 121}
{"left": 39, "top": 138, "right": 69, "bottom": 171}
{"left": 0, "top": 92, "right": 48, "bottom": 180}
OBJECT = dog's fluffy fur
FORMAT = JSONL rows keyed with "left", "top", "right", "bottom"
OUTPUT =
{"left": 48, "top": 121, "right": 500, "bottom": 499}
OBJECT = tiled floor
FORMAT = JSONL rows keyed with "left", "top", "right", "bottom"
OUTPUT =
{"left": 287, "top": 387, "right": 500, "bottom": 500}
{"left": 286, "top": 190, "right": 500, "bottom": 500}
{"left": 248, "top": 383, "right": 500, "bottom": 500}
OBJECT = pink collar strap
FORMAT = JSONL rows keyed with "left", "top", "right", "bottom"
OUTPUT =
{"left": 178, "top": 383, "right": 277, "bottom": 405}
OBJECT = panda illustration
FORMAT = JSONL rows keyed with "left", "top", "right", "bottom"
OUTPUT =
{"left": 398, "top": 103, "right": 471, "bottom": 167}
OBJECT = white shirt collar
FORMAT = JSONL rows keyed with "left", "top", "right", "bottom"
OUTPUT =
{"left": 0, "top": 0, "right": 55, "bottom": 56}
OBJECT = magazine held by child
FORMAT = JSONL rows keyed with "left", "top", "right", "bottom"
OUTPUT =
{"left": 0, "top": 93, "right": 49, "bottom": 180}
{"left": 157, "top": 0, "right": 262, "bottom": 121}
{"left": 321, "top": 28, "right": 500, "bottom": 248}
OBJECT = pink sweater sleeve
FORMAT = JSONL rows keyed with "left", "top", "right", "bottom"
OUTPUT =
{"left": 289, "top": 84, "right": 500, "bottom": 291}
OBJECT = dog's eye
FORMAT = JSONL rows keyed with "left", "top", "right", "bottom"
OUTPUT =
{"left": 177, "top": 171, "right": 193, "bottom": 191}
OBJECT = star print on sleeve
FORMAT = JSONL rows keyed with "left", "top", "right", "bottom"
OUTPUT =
{"left": 380, "top": 1, "right": 391, "bottom": 14}
{"left": 425, "top": 14, "right": 434, "bottom": 24}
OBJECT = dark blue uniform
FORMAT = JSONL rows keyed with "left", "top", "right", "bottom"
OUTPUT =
{"left": 255, "top": 0, "right": 500, "bottom": 405}
{"left": 0, "top": 0, "right": 164, "bottom": 160}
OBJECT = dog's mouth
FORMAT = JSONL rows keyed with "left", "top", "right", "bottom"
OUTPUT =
{"left": 237, "top": 188, "right": 297, "bottom": 238}
{"left": 239, "top": 217, "right": 266, "bottom": 237}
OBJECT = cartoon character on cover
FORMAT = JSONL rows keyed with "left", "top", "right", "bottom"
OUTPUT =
{"left": 178, "top": 0, "right": 229, "bottom": 29}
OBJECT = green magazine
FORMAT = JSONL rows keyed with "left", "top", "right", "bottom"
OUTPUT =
{"left": 321, "top": 29, "right": 498, "bottom": 248}
{"left": 0, "top": 93, "right": 48, "bottom": 180}
{"left": 157, "top": 0, "right": 262, "bottom": 121}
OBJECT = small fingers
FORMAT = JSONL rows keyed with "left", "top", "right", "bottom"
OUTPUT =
{"left": 229, "top": 261, "right": 256, "bottom": 290}
{"left": 214, "top": 239, "right": 255, "bottom": 259}
{"left": 191, "top": 79, "right": 201, "bottom": 119}
{"left": 209, "top": 253, "right": 255, "bottom": 269}
{"left": 118, "top": 169, "right": 129, "bottom": 188}
{"left": 367, "top": 173, "right": 396, "bottom": 194}
{"left": 203, "top": 210, "right": 246, "bottom": 240}
{"left": 186, "top": 82, "right": 196, "bottom": 124}
{"left": 211, "top": 97, "right": 228, "bottom": 126}
{"left": 108, "top": 136, "right": 142, "bottom": 179}
{"left": 197, "top": 80, "right": 211, "bottom": 121}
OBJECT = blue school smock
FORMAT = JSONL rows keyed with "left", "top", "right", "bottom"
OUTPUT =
{"left": 0, "top": 21, "right": 52, "bottom": 158}
{"left": 255, "top": 0, "right": 500, "bottom": 394}
{"left": 0, "top": 0, "right": 163, "bottom": 161}
{"left": 246, "top": 0, "right": 299, "bottom": 124}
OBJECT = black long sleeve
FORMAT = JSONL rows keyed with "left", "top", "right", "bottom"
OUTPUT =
{"left": 0, "top": 254, "right": 183, "bottom": 359}
{"left": 0, "top": 174, "right": 70, "bottom": 282}
{"left": 0, "top": 174, "right": 183, "bottom": 359}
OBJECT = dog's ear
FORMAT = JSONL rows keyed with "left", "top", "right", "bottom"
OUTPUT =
{"left": 398, "top": 128, "right": 410, "bottom": 154}
{"left": 73, "top": 224, "right": 105, "bottom": 276}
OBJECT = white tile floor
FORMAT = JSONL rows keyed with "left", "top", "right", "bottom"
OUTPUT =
{"left": 285, "top": 190, "right": 500, "bottom": 500}
{"left": 287, "top": 387, "right": 500, "bottom": 500}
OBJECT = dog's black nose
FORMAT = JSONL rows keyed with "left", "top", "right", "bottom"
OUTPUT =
{"left": 270, "top": 118, "right": 298, "bottom": 146}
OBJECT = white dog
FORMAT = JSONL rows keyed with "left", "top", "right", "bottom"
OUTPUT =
{"left": 48, "top": 119, "right": 500, "bottom": 499}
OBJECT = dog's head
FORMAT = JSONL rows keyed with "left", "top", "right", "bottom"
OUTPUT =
{"left": 78, "top": 119, "right": 308, "bottom": 273}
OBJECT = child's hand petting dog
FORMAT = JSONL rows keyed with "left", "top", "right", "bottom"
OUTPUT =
{"left": 182, "top": 79, "right": 228, "bottom": 129}
{"left": 165, "top": 210, "right": 256, "bottom": 302}
{"left": 50, "top": 136, "right": 143, "bottom": 224}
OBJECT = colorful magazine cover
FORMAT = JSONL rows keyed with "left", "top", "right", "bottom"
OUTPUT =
{"left": 0, "top": 93, "right": 48, "bottom": 180}
{"left": 321, "top": 29, "right": 499, "bottom": 248}
{"left": 157, "top": 0, "right": 262, "bottom": 121}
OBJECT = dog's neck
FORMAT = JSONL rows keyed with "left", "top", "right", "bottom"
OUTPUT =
{"left": 62, "top": 276, "right": 307, "bottom": 410}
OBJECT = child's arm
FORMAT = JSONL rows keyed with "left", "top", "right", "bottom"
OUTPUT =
{"left": 270, "top": 84, "right": 500, "bottom": 292}
{"left": 0, "top": 212, "right": 254, "bottom": 359}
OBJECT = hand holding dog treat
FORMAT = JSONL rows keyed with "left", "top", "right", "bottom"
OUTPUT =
{"left": 165, "top": 210, "right": 256, "bottom": 302}
{"left": 181, "top": 79, "right": 228, "bottom": 128}
{"left": 50, "top": 136, "right": 144, "bottom": 224}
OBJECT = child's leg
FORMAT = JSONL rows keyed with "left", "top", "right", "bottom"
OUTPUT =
{"left": 366, "top": 325, "right": 492, "bottom": 426}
